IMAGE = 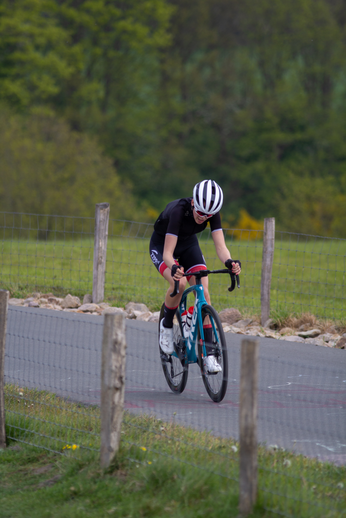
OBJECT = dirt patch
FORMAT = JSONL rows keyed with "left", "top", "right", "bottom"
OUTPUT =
{"left": 32, "top": 464, "right": 55, "bottom": 475}
{"left": 37, "top": 475, "right": 61, "bottom": 488}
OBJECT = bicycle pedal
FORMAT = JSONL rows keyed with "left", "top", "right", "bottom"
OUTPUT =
{"left": 174, "top": 345, "right": 186, "bottom": 363}
{"left": 160, "top": 352, "right": 171, "bottom": 362}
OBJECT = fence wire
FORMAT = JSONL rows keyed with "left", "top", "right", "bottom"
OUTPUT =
{"left": 0, "top": 211, "right": 95, "bottom": 298}
{"left": 1, "top": 211, "right": 346, "bottom": 322}
{"left": 273, "top": 231, "right": 346, "bottom": 321}
{"left": 4, "top": 306, "right": 346, "bottom": 517}
{"left": 4, "top": 306, "right": 102, "bottom": 454}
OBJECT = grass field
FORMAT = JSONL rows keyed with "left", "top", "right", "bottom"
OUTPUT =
{"left": 0, "top": 229, "right": 345, "bottom": 321}
{"left": 2, "top": 386, "right": 346, "bottom": 518}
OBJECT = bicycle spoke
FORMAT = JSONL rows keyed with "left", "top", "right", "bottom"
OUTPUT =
{"left": 159, "top": 304, "right": 188, "bottom": 394}
{"left": 198, "top": 305, "right": 228, "bottom": 402}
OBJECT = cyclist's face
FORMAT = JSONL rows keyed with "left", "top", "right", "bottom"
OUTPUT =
{"left": 192, "top": 202, "right": 211, "bottom": 224}
{"left": 195, "top": 209, "right": 210, "bottom": 223}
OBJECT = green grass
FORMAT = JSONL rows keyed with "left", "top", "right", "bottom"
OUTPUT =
{"left": 3, "top": 385, "right": 346, "bottom": 518}
{"left": 1, "top": 232, "right": 346, "bottom": 320}
{"left": 5, "top": 384, "right": 100, "bottom": 454}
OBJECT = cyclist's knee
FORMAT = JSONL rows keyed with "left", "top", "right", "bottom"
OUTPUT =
{"left": 178, "top": 276, "right": 187, "bottom": 291}
{"left": 165, "top": 272, "right": 187, "bottom": 291}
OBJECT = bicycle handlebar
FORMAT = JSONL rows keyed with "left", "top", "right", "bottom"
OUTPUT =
{"left": 169, "top": 268, "right": 240, "bottom": 298}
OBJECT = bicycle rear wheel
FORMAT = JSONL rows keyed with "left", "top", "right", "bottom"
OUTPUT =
{"left": 197, "top": 304, "right": 228, "bottom": 402}
{"left": 159, "top": 303, "right": 188, "bottom": 394}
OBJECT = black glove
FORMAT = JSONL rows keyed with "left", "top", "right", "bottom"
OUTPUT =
{"left": 171, "top": 264, "right": 180, "bottom": 277}
{"left": 225, "top": 259, "right": 241, "bottom": 270}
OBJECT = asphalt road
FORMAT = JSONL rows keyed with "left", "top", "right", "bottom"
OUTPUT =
{"left": 5, "top": 306, "right": 346, "bottom": 465}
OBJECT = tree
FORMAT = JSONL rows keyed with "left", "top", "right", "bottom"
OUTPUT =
{"left": 156, "top": 0, "right": 346, "bottom": 234}
{"left": 0, "top": 106, "right": 142, "bottom": 221}
{"left": 2, "top": 0, "right": 346, "bottom": 236}
{"left": 53, "top": 0, "right": 174, "bottom": 207}
{"left": 0, "top": 0, "right": 81, "bottom": 108}
{"left": 0, "top": 0, "right": 173, "bottom": 209}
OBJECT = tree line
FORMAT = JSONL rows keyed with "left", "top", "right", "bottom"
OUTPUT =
{"left": 1, "top": 0, "right": 346, "bottom": 236}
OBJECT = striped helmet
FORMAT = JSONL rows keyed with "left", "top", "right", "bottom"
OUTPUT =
{"left": 193, "top": 180, "right": 223, "bottom": 215}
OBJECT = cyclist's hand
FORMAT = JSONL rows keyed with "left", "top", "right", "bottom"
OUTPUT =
{"left": 225, "top": 259, "right": 241, "bottom": 275}
{"left": 171, "top": 264, "right": 184, "bottom": 280}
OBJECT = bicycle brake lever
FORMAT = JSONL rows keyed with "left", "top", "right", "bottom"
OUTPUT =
{"left": 228, "top": 273, "right": 236, "bottom": 292}
{"left": 228, "top": 273, "right": 240, "bottom": 292}
{"left": 170, "top": 279, "right": 180, "bottom": 297}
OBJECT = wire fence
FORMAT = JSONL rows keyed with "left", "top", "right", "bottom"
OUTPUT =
{"left": 272, "top": 232, "right": 346, "bottom": 322}
{"left": 4, "top": 306, "right": 101, "bottom": 454}
{"left": 3, "top": 304, "right": 346, "bottom": 517}
{"left": 0, "top": 211, "right": 95, "bottom": 299}
{"left": 1, "top": 210, "right": 345, "bottom": 322}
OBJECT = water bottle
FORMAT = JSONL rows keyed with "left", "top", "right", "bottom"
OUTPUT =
{"left": 183, "top": 306, "right": 194, "bottom": 337}
{"left": 181, "top": 309, "right": 188, "bottom": 334}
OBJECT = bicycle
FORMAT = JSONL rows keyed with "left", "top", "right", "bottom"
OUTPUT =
{"left": 158, "top": 268, "right": 240, "bottom": 403}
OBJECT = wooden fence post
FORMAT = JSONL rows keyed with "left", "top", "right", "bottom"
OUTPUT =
{"left": 0, "top": 290, "right": 9, "bottom": 449}
{"left": 239, "top": 338, "right": 259, "bottom": 516}
{"left": 261, "top": 217, "right": 275, "bottom": 326}
{"left": 93, "top": 203, "right": 110, "bottom": 304}
{"left": 100, "top": 312, "right": 127, "bottom": 469}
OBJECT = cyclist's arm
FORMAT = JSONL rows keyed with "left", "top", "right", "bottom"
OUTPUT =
{"left": 162, "top": 234, "right": 184, "bottom": 280}
{"left": 162, "top": 234, "right": 178, "bottom": 269}
{"left": 212, "top": 230, "right": 241, "bottom": 274}
{"left": 212, "top": 229, "right": 233, "bottom": 264}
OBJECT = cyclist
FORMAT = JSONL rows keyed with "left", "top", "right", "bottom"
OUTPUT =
{"left": 149, "top": 179, "right": 241, "bottom": 373}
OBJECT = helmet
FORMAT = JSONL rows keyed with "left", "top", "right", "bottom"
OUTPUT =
{"left": 193, "top": 179, "right": 223, "bottom": 215}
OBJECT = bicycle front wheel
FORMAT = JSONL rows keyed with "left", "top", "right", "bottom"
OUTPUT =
{"left": 197, "top": 304, "right": 228, "bottom": 402}
{"left": 159, "top": 304, "right": 188, "bottom": 394}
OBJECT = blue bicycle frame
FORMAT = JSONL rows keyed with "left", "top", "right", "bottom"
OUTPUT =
{"left": 176, "top": 283, "right": 221, "bottom": 364}
{"left": 170, "top": 268, "right": 239, "bottom": 364}
{"left": 178, "top": 284, "right": 206, "bottom": 364}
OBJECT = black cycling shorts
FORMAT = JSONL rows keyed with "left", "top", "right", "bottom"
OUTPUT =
{"left": 149, "top": 231, "right": 207, "bottom": 279}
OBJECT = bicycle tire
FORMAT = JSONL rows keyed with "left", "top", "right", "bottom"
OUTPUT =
{"left": 197, "top": 304, "right": 228, "bottom": 402}
{"left": 159, "top": 303, "right": 188, "bottom": 394}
